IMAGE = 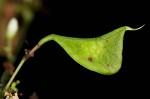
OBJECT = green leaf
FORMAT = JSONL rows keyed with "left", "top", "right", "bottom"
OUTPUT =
{"left": 39, "top": 25, "right": 144, "bottom": 75}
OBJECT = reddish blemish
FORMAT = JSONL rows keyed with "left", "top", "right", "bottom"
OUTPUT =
{"left": 88, "top": 57, "right": 93, "bottom": 62}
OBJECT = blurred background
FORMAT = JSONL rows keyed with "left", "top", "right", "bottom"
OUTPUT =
{"left": 0, "top": 0, "right": 149, "bottom": 98}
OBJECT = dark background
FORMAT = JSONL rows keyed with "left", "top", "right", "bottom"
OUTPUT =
{"left": 2, "top": 0, "right": 149, "bottom": 98}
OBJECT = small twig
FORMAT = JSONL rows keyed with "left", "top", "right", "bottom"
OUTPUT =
{"left": 24, "top": 44, "right": 41, "bottom": 59}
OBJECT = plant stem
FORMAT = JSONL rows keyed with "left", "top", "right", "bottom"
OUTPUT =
{"left": 38, "top": 34, "right": 54, "bottom": 45}
{"left": 3, "top": 44, "right": 41, "bottom": 92}
{"left": 4, "top": 57, "right": 27, "bottom": 92}
{"left": 3, "top": 34, "right": 54, "bottom": 92}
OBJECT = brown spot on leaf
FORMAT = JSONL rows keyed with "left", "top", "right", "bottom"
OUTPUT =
{"left": 88, "top": 57, "right": 93, "bottom": 62}
{"left": 107, "top": 64, "right": 110, "bottom": 66}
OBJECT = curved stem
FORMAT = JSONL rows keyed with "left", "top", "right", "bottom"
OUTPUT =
{"left": 38, "top": 34, "right": 54, "bottom": 45}
{"left": 3, "top": 34, "right": 54, "bottom": 92}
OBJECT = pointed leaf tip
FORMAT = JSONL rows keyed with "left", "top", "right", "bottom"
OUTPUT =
{"left": 125, "top": 24, "right": 145, "bottom": 31}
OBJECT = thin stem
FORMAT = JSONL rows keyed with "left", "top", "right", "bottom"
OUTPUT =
{"left": 38, "top": 34, "right": 54, "bottom": 45}
{"left": 4, "top": 57, "right": 27, "bottom": 92}
{"left": 3, "top": 34, "right": 54, "bottom": 92}
{"left": 3, "top": 43, "right": 41, "bottom": 92}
